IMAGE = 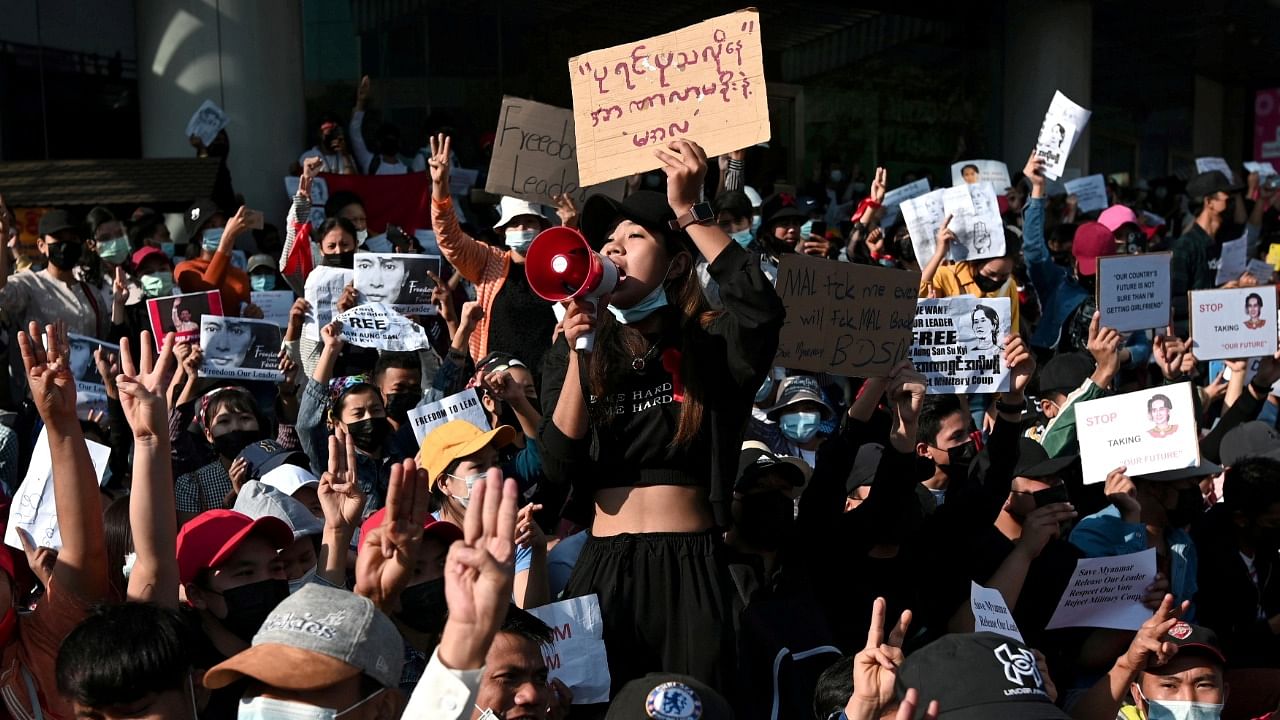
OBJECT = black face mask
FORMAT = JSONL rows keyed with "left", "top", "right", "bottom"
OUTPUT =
{"left": 47, "top": 242, "right": 83, "bottom": 271}
{"left": 1050, "top": 250, "right": 1074, "bottom": 267}
{"left": 212, "top": 428, "right": 263, "bottom": 460}
{"left": 379, "top": 138, "right": 401, "bottom": 156}
{"left": 972, "top": 273, "right": 1005, "bottom": 294}
{"left": 384, "top": 391, "right": 423, "bottom": 423}
{"left": 735, "top": 490, "right": 794, "bottom": 551}
{"left": 943, "top": 441, "right": 978, "bottom": 484}
{"left": 1075, "top": 272, "right": 1096, "bottom": 293}
{"left": 398, "top": 578, "right": 447, "bottom": 634}
{"left": 346, "top": 417, "right": 391, "bottom": 453}
{"left": 321, "top": 251, "right": 355, "bottom": 269}
{"left": 1165, "top": 486, "right": 1204, "bottom": 528}
{"left": 218, "top": 578, "right": 289, "bottom": 642}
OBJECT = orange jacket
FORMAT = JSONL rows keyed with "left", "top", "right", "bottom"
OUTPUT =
{"left": 431, "top": 196, "right": 512, "bottom": 361}
{"left": 174, "top": 250, "right": 251, "bottom": 315}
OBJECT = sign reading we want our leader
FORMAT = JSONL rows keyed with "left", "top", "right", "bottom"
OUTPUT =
{"left": 910, "top": 297, "right": 1011, "bottom": 394}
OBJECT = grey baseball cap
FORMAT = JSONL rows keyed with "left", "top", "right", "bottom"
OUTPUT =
{"left": 204, "top": 584, "right": 404, "bottom": 690}
{"left": 233, "top": 481, "right": 323, "bottom": 540}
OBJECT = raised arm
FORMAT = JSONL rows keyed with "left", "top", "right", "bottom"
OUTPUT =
{"left": 318, "top": 427, "right": 365, "bottom": 587}
{"left": 918, "top": 215, "right": 955, "bottom": 294}
{"left": 349, "top": 76, "right": 374, "bottom": 173}
{"left": 653, "top": 139, "right": 730, "bottom": 265}
{"left": 427, "top": 134, "right": 503, "bottom": 283}
{"left": 355, "top": 456, "right": 430, "bottom": 611}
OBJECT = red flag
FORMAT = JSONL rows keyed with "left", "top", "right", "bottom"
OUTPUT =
{"left": 319, "top": 172, "right": 432, "bottom": 235}
{"left": 281, "top": 217, "right": 315, "bottom": 279}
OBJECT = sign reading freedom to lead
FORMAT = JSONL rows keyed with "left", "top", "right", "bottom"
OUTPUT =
{"left": 568, "top": 8, "right": 770, "bottom": 186}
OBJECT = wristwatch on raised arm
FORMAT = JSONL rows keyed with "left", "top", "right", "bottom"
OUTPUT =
{"left": 669, "top": 202, "right": 714, "bottom": 231}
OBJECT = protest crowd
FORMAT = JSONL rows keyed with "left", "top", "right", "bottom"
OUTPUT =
{"left": 4, "top": 9, "right": 1280, "bottom": 720}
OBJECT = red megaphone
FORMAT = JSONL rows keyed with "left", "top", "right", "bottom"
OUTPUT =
{"left": 525, "top": 226, "right": 620, "bottom": 352}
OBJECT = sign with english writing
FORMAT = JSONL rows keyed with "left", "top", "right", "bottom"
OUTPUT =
{"left": 1045, "top": 549, "right": 1157, "bottom": 631}
{"left": 485, "top": 97, "right": 626, "bottom": 206}
{"left": 352, "top": 253, "right": 442, "bottom": 316}
{"left": 1063, "top": 174, "right": 1108, "bottom": 213}
{"left": 407, "top": 389, "right": 491, "bottom": 444}
{"left": 1095, "top": 253, "right": 1172, "bottom": 332}
{"left": 334, "top": 303, "right": 431, "bottom": 352}
{"left": 950, "top": 160, "right": 1012, "bottom": 190}
{"left": 1034, "top": 91, "right": 1091, "bottom": 181}
{"left": 970, "top": 582, "right": 1023, "bottom": 642}
{"left": 252, "top": 290, "right": 296, "bottom": 329}
{"left": 1190, "top": 285, "right": 1278, "bottom": 360}
{"left": 911, "top": 297, "right": 1011, "bottom": 394}
{"left": 526, "top": 594, "right": 611, "bottom": 704}
{"left": 1074, "top": 382, "right": 1199, "bottom": 486}
{"left": 68, "top": 334, "right": 117, "bottom": 422}
{"left": 773, "top": 254, "right": 920, "bottom": 378}
{"left": 569, "top": 8, "right": 770, "bottom": 186}
{"left": 198, "top": 316, "right": 285, "bottom": 382}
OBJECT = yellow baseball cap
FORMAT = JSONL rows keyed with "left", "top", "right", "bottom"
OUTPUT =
{"left": 417, "top": 420, "right": 516, "bottom": 487}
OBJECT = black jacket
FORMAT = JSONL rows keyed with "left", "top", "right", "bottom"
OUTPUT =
{"left": 1192, "top": 504, "right": 1280, "bottom": 667}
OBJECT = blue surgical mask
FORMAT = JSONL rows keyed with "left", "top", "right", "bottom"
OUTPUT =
{"left": 287, "top": 566, "right": 318, "bottom": 595}
{"left": 779, "top": 411, "right": 821, "bottom": 443}
{"left": 800, "top": 220, "right": 813, "bottom": 238}
{"left": 829, "top": 170, "right": 845, "bottom": 184}
{"left": 250, "top": 274, "right": 276, "bottom": 292}
{"left": 140, "top": 272, "right": 174, "bottom": 298}
{"left": 161, "top": 241, "right": 177, "bottom": 259}
{"left": 363, "top": 234, "right": 393, "bottom": 254}
{"left": 608, "top": 281, "right": 668, "bottom": 325}
{"left": 750, "top": 215, "right": 762, "bottom": 233}
{"left": 754, "top": 375, "right": 774, "bottom": 404}
{"left": 505, "top": 228, "right": 537, "bottom": 254}
{"left": 730, "top": 228, "right": 754, "bottom": 249}
{"left": 97, "top": 235, "right": 130, "bottom": 264}
{"left": 1144, "top": 698, "right": 1223, "bottom": 720}
{"left": 202, "top": 227, "right": 222, "bottom": 252}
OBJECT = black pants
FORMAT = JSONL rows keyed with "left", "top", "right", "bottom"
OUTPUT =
{"left": 565, "top": 530, "right": 736, "bottom": 696}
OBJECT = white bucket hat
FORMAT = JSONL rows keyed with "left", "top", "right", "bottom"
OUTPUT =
{"left": 493, "top": 196, "right": 548, "bottom": 230}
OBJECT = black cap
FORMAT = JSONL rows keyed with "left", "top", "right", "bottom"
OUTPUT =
{"left": 1012, "top": 437, "right": 1078, "bottom": 479}
{"left": 605, "top": 673, "right": 733, "bottom": 720}
{"left": 1186, "top": 170, "right": 1243, "bottom": 200}
{"left": 235, "top": 439, "right": 311, "bottom": 482}
{"left": 1133, "top": 459, "right": 1224, "bottom": 483}
{"left": 736, "top": 444, "right": 807, "bottom": 492}
{"left": 1160, "top": 621, "right": 1225, "bottom": 666}
{"left": 895, "top": 633, "right": 1069, "bottom": 719}
{"left": 183, "top": 198, "right": 219, "bottom": 243}
{"left": 579, "top": 191, "right": 679, "bottom": 250}
{"left": 759, "top": 192, "right": 807, "bottom": 227}
{"left": 37, "top": 209, "right": 78, "bottom": 238}
{"left": 1219, "top": 421, "right": 1280, "bottom": 465}
{"left": 1038, "top": 352, "right": 1094, "bottom": 397}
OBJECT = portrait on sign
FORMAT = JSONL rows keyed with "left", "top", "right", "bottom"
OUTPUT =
{"left": 199, "top": 317, "right": 284, "bottom": 381}
{"left": 353, "top": 253, "right": 442, "bottom": 315}
{"left": 1190, "top": 285, "right": 1279, "bottom": 360}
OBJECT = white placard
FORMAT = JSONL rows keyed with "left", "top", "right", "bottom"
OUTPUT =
{"left": 1244, "top": 161, "right": 1277, "bottom": 177}
{"left": 1064, "top": 174, "right": 1109, "bottom": 214}
{"left": 1214, "top": 235, "right": 1248, "bottom": 286}
{"left": 526, "top": 594, "right": 611, "bottom": 705}
{"left": 1045, "top": 549, "right": 1157, "bottom": 631}
{"left": 970, "top": 582, "right": 1023, "bottom": 642}
{"left": 252, "top": 290, "right": 296, "bottom": 329}
{"left": 450, "top": 167, "right": 480, "bottom": 197}
{"left": 68, "top": 334, "right": 118, "bottom": 421}
{"left": 302, "top": 266, "right": 354, "bottom": 341}
{"left": 910, "top": 297, "right": 1011, "bottom": 394}
{"left": 941, "top": 182, "right": 1006, "bottom": 261}
{"left": 185, "top": 100, "right": 228, "bottom": 147}
{"left": 1095, "top": 253, "right": 1172, "bottom": 333}
{"left": 334, "top": 303, "right": 431, "bottom": 351}
{"left": 1034, "top": 91, "right": 1091, "bottom": 181}
{"left": 352, "top": 253, "right": 442, "bottom": 315}
{"left": 901, "top": 189, "right": 948, "bottom": 268}
{"left": 880, "top": 178, "right": 931, "bottom": 229}
{"left": 1247, "top": 259, "right": 1275, "bottom": 284}
{"left": 408, "top": 388, "right": 492, "bottom": 444}
{"left": 1195, "top": 156, "right": 1235, "bottom": 184}
{"left": 950, "top": 160, "right": 1012, "bottom": 190}
{"left": 5, "top": 427, "right": 112, "bottom": 552}
{"left": 1075, "top": 383, "right": 1200, "bottom": 485}
{"left": 1190, "top": 285, "right": 1279, "bottom": 360}
{"left": 198, "top": 316, "right": 285, "bottom": 381}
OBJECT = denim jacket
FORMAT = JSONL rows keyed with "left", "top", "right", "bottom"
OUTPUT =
{"left": 297, "top": 378, "right": 390, "bottom": 518}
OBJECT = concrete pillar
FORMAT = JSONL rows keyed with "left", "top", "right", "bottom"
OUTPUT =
{"left": 1193, "top": 75, "right": 1225, "bottom": 157}
{"left": 1002, "top": 1, "right": 1093, "bottom": 174}
{"left": 135, "top": 0, "right": 304, "bottom": 227}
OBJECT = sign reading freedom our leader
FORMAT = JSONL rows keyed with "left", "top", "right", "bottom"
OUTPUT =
{"left": 911, "top": 297, "right": 1011, "bottom": 394}
{"left": 774, "top": 254, "right": 920, "bottom": 378}
{"left": 485, "top": 97, "right": 626, "bottom": 206}
{"left": 569, "top": 8, "right": 770, "bottom": 186}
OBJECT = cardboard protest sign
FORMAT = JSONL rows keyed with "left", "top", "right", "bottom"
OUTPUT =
{"left": 1195, "top": 156, "right": 1235, "bottom": 183}
{"left": 527, "top": 594, "right": 611, "bottom": 705}
{"left": 1064, "top": 174, "right": 1108, "bottom": 213}
{"left": 1075, "top": 383, "right": 1200, "bottom": 485}
{"left": 880, "top": 177, "right": 930, "bottom": 228}
{"left": 1095, "top": 253, "right": 1172, "bottom": 332}
{"left": 198, "top": 317, "right": 284, "bottom": 381}
{"left": 302, "top": 266, "right": 353, "bottom": 341}
{"left": 408, "top": 389, "right": 491, "bottom": 444}
{"left": 1046, "top": 548, "right": 1157, "bottom": 631}
{"left": 970, "top": 582, "right": 1023, "bottom": 642}
{"left": 1214, "top": 234, "right": 1248, "bottom": 286}
{"left": 486, "top": 97, "right": 627, "bottom": 206}
{"left": 773, "top": 254, "right": 920, "bottom": 378}
{"left": 940, "top": 182, "right": 1005, "bottom": 262}
{"left": 68, "top": 334, "right": 118, "bottom": 421}
{"left": 1247, "top": 258, "right": 1275, "bottom": 284}
{"left": 1244, "top": 161, "right": 1277, "bottom": 177}
{"left": 252, "top": 290, "right": 295, "bottom": 328}
{"left": 569, "top": 9, "right": 769, "bottom": 186}
{"left": 1190, "top": 286, "right": 1279, "bottom": 360}
{"left": 186, "top": 100, "right": 228, "bottom": 146}
{"left": 147, "top": 291, "right": 224, "bottom": 349}
{"left": 1034, "top": 91, "right": 1091, "bottom": 181}
{"left": 911, "top": 297, "right": 1011, "bottom": 394}
{"left": 352, "top": 253, "right": 442, "bottom": 315}
{"left": 5, "top": 426, "right": 111, "bottom": 552}
{"left": 950, "top": 160, "right": 1011, "bottom": 190}
{"left": 335, "top": 303, "right": 431, "bottom": 351}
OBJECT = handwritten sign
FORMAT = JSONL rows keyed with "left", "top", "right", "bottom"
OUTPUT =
{"left": 880, "top": 177, "right": 930, "bottom": 228}
{"left": 1034, "top": 91, "right": 1091, "bottom": 181}
{"left": 526, "top": 594, "right": 611, "bottom": 705}
{"left": 5, "top": 427, "right": 111, "bottom": 552}
{"left": 970, "top": 582, "right": 1023, "bottom": 642}
{"left": 911, "top": 297, "right": 1011, "bottom": 394}
{"left": 773, "top": 254, "right": 920, "bottom": 378}
{"left": 252, "top": 290, "right": 296, "bottom": 328}
{"left": 408, "top": 388, "right": 491, "bottom": 444}
{"left": 335, "top": 303, "right": 431, "bottom": 352}
{"left": 941, "top": 182, "right": 1006, "bottom": 262}
{"left": 198, "top": 317, "right": 285, "bottom": 382}
{"left": 352, "top": 253, "right": 442, "bottom": 315}
{"left": 1190, "top": 285, "right": 1279, "bottom": 360}
{"left": 302, "top": 266, "right": 353, "bottom": 341}
{"left": 186, "top": 100, "right": 228, "bottom": 146}
{"left": 950, "top": 160, "right": 1011, "bottom": 190}
{"left": 1064, "top": 174, "right": 1108, "bottom": 214}
{"left": 569, "top": 9, "right": 769, "bottom": 186}
{"left": 1046, "top": 549, "right": 1157, "bottom": 631}
{"left": 1095, "top": 253, "right": 1172, "bottom": 332}
{"left": 1075, "top": 383, "right": 1200, "bottom": 485}
{"left": 69, "top": 334, "right": 118, "bottom": 421}
{"left": 1195, "top": 156, "right": 1235, "bottom": 184}
{"left": 1214, "top": 234, "right": 1248, "bottom": 286}
{"left": 486, "top": 97, "right": 626, "bottom": 206}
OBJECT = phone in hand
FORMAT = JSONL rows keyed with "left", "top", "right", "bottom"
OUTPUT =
{"left": 244, "top": 209, "right": 265, "bottom": 230}
{"left": 1032, "top": 483, "right": 1070, "bottom": 508}
{"left": 386, "top": 224, "right": 411, "bottom": 251}
{"left": 810, "top": 220, "right": 827, "bottom": 237}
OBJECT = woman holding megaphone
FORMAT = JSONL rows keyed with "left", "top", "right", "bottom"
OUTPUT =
{"left": 539, "top": 139, "right": 784, "bottom": 695}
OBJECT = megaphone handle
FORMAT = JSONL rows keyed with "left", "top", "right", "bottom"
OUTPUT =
{"left": 574, "top": 299, "right": 597, "bottom": 352}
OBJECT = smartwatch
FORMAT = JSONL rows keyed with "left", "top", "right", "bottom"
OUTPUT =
{"left": 669, "top": 202, "right": 714, "bottom": 231}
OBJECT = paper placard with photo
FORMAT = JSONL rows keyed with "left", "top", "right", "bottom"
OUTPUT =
{"left": 352, "top": 253, "right": 443, "bottom": 315}
{"left": 950, "top": 160, "right": 1012, "bottom": 190}
{"left": 198, "top": 317, "right": 284, "bottom": 382}
{"left": 1190, "top": 285, "right": 1280, "bottom": 360}
{"left": 910, "top": 297, "right": 1011, "bottom": 394}
{"left": 901, "top": 188, "right": 948, "bottom": 268}
{"left": 68, "top": 334, "right": 119, "bottom": 421}
{"left": 335, "top": 303, "right": 432, "bottom": 352}
{"left": 302, "top": 266, "right": 354, "bottom": 341}
{"left": 186, "top": 100, "right": 228, "bottom": 147}
{"left": 1035, "top": 91, "right": 1091, "bottom": 181}
{"left": 146, "top": 290, "right": 224, "bottom": 349}
{"left": 1074, "top": 383, "right": 1200, "bottom": 485}
{"left": 940, "top": 182, "right": 1006, "bottom": 262}
{"left": 1095, "top": 253, "right": 1172, "bottom": 333}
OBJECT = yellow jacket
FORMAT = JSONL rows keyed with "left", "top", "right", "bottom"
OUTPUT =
{"left": 920, "top": 262, "right": 1021, "bottom": 333}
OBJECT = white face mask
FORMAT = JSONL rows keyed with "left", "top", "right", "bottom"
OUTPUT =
{"left": 448, "top": 472, "right": 485, "bottom": 508}
{"left": 505, "top": 228, "right": 537, "bottom": 253}
{"left": 238, "top": 689, "right": 383, "bottom": 719}
{"left": 356, "top": 229, "right": 369, "bottom": 244}
{"left": 288, "top": 566, "right": 318, "bottom": 594}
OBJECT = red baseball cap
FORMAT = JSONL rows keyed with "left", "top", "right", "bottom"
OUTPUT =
{"left": 130, "top": 245, "right": 169, "bottom": 271}
{"left": 1072, "top": 222, "right": 1115, "bottom": 276}
{"left": 357, "top": 509, "right": 463, "bottom": 554}
{"left": 176, "top": 510, "right": 293, "bottom": 586}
